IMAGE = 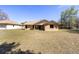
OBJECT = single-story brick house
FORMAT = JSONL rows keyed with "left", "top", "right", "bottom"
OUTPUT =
{"left": 23, "top": 20, "right": 59, "bottom": 31}
{"left": 0, "top": 19, "right": 22, "bottom": 29}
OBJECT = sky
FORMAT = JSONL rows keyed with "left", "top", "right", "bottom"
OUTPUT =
{"left": 0, "top": 5, "right": 79, "bottom": 23}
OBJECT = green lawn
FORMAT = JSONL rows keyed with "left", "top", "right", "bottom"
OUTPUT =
{"left": 0, "top": 30, "right": 79, "bottom": 53}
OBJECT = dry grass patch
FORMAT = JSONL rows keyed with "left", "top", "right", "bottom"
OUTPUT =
{"left": 0, "top": 30, "right": 79, "bottom": 53}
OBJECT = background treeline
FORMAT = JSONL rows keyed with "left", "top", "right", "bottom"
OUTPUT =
{"left": 59, "top": 6, "right": 79, "bottom": 29}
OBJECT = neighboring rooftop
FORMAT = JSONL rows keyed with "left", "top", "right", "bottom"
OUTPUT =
{"left": 0, "top": 20, "right": 18, "bottom": 25}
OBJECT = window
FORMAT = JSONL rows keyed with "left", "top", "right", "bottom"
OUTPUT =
{"left": 50, "top": 25, "right": 54, "bottom": 28}
{"left": 0, "top": 25, "right": 6, "bottom": 28}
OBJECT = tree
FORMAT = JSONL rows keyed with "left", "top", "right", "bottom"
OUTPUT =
{"left": 0, "top": 9, "right": 9, "bottom": 20}
{"left": 76, "top": 17, "right": 79, "bottom": 29}
{"left": 60, "top": 6, "right": 78, "bottom": 29}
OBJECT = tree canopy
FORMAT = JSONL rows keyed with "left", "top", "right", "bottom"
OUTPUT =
{"left": 60, "top": 6, "right": 78, "bottom": 29}
{"left": 0, "top": 9, "right": 9, "bottom": 20}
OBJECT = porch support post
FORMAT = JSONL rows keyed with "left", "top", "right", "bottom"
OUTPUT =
{"left": 34, "top": 25, "right": 35, "bottom": 30}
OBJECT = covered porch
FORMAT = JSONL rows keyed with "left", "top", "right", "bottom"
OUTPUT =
{"left": 25, "top": 25, "right": 45, "bottom": 31}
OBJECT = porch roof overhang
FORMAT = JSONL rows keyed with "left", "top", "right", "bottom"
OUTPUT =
{"left": 35, "top": 22, "right": 59, "bottom": 26}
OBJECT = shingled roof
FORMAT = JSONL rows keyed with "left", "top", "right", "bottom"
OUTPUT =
{"left": 23, "top": 20, "right": 48, "bottom": 25}
{"left": 23, "top": 19, "right": 58, "bottom": 25}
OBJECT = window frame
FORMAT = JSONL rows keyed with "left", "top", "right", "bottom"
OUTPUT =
{"left": 50, "top": 25, "right": 54, "bottom": 28}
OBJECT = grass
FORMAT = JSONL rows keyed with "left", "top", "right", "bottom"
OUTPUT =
{"left": 0, "top": 29, "right": 79, "bottom": 53}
